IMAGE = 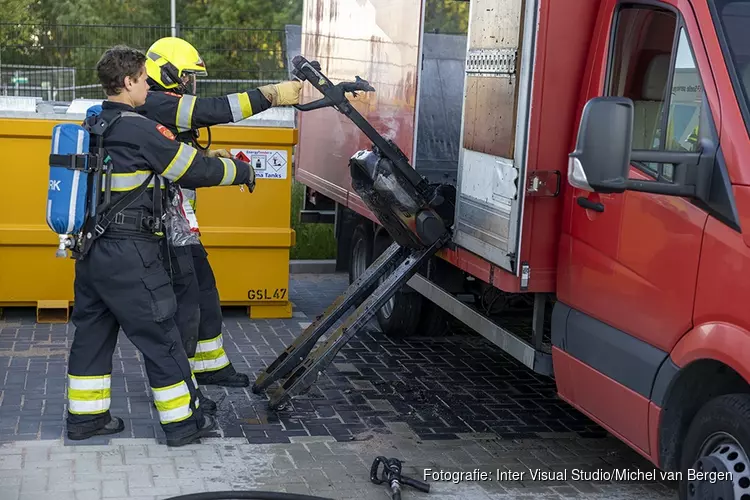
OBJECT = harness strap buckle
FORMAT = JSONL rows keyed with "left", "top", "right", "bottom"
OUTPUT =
{"left": 141, "top": 215, "right": 156, "bottom": 231}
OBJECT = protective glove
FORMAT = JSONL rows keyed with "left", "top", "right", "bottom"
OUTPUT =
{"left": 258, "top": 80, "right": 303, "bottom": 107}
{"left": 243, "top": 160, "right": 256, "bottom": 193}
{"left": 206, "top": 149, "right": 233, "bottom": 159}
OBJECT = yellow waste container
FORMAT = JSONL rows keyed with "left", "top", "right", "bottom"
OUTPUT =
{"left": 0, "top": 101, "right": 297, "bottom": 322}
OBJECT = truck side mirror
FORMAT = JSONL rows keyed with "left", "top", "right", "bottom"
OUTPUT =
{"left": 568, "top": 97, "right": 634, "bottom": 193}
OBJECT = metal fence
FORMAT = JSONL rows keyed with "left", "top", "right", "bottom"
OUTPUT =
{"left": 0, "top": 23, "right": 289, "bottom": 102}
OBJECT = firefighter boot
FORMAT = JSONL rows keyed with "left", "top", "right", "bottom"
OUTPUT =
{"left": 67, "top": 415, "right": 126, "bottom": 441}
{"left": 166, "top": 414, "right": 218, "bottom": 447}
{"left": 196, "top": 388, "right": 217, "bottom": 414}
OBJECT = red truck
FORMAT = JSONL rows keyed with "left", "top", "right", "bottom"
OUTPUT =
{"left": 291, "top": 0, "right": 750, "bottom": 496}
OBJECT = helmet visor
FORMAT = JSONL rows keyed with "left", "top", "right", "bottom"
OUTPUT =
{"left": 181, "top": 69, "right": 206, "bottom": 95}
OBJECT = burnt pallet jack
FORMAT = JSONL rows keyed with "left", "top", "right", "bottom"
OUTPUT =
{"left": 252, "top": 56, "right": 456, "bottom": 411}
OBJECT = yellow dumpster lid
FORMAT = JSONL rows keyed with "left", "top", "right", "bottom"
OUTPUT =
{"left": 0, "top": 97, "right": 297, "bottom": 129}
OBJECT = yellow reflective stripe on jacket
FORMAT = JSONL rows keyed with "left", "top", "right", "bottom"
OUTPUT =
{"left": 102, "top": 171, "right": 166, "bottom": 191}
{"left": 219, "top": 158, "right": 237, "bottom": 185}
{"left": 151, "top": 380, "right": 193, "bottom": 424}
{"left": 67, "top": 374, "right": 111, "bottom": 415}
{"left": 227, "top": 93, "right": 253, "bottom": 122}
{"left": 176, "top": 94, "right": 197, "bottom": 132}
{"left": 193, "top": 334, "right": 230, "bottom": 373}
{"left": 162, "top": 143, "right": 197, "bottom": 182}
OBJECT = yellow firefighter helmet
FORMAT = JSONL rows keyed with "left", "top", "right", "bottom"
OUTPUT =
{"left": 145, "top": 37, "right": 207, "bottom": 94}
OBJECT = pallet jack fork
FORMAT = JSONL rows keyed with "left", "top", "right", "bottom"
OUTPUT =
{"left": 253, "top": 56, "right": 456, "bottom": 411}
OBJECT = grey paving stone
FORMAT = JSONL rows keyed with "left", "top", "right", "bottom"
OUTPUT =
{"left": 75, "top": 492, "right": 102, "bottom": 500}
{"left": 283, "top": 483, "right": 314, "bottom": 495}
{"left": 100, "top": 453, "right": 124, "bottom": 467}
{"left": 23, "top": 494, "right": 76, "bottom": 500}
{"left": 0, "top": 275, "right": 609, "bottom": 448}
{"left": 106, "top": 497, "right": 155, "bottom": 500}
{"left": 47, "top": 466, "right": 74, "bottom": 485}
{"left": 0, "top": 275, "right": 683, "bottom": 500}
{"left": 21, "top": 473, "right": 48, "bottom": 493}
{"left": 0, "top": 474, "right": 21, "bottom": 487}
{"left": 71, "top": 480, "right": 101, "bottom": 492}
{"left": 150, "top": 462, "right": 178, "bottom": 479}
{"left": 130, "top": 487, "right": 178, "bottom": 497}
{"left": 271, "top": 454, "right": 294, "bottom": 470}
{"left": 123, "top": 465, "right": 154, "bottom": 488}
{"left": 173, "top": 456, "right": 201, "bottom": 472}
{"left": 0, "top": 436, "right": 674, "bottom": 500}
{"left": 102, "top": 479, "right": 128, "bottom": 498}
{"left": 73, "top": 455, "right": 100, "bottom": 475}
{"left": 155, "top": 475, "right": 202, "bottom": 490}
{"left": 323, "top": 466, "right": 358, "bottom": 484}
{"left": 0, "top": 454, "right": 22, "bottom": 469}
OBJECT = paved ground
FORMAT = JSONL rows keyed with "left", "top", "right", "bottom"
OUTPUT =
{"left": 0, "top": 273, "right": 680, "bottom": 499}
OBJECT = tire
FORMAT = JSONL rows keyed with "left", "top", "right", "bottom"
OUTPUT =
{"left": 335, "top": 205, "right": 359, "bottom": 273}
{"left": 372, "top": 234, "right": 423, "bottom": 337}
{"left": 415, "top": 300, "right": 451, "bottom": 337}
{"left": 678, "top": 393, "right": 750, "bottom": 500}
{"left": 348, "top": 223, "right": 373, "bottom": 285}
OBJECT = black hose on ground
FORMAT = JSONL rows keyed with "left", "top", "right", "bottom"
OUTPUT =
{"left": 162, "top": 492, "right": 334, "bottom": 500}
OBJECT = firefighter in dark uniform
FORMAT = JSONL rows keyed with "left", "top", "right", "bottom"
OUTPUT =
{"left": 134, "top": 36, "right": 304, "bottom": 388}
{"left": 66, "top": 45, "right": 256, "bottom": 446}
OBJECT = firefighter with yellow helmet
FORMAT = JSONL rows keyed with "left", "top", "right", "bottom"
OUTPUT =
{"left": 134, "top": 36, "right": 306, "bottom": 394}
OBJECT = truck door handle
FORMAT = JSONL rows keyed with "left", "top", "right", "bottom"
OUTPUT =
{"left": 577, "top": 196, "right": 604, "bottom": 213}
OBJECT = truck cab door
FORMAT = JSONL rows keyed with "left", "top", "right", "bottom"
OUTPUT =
{"left": 554, "top": 1, "right": 713, "bottom": 457}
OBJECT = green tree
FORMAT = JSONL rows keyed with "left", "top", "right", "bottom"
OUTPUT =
{"left": 424, "top": 0, "right": 469, "bottom": 34}
{"left": 178, "top": 0, "right": 302, "bottom": 83}
{"left": 10, "top": 0, "right": 303, "bottom": 89}
{"left": 0, "top": 0, "right": 44, "bottom": 57}
{"left": 181, "top": 0, "right": 302, "bottom": 28}
{"left": 1, "top": 0, "right": 172, "bottom": 93}
{"left": 1, "top": 0, "right": 469, "bottom": 91}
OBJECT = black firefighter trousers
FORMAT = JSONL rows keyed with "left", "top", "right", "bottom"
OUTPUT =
{"left": 190, "top": 242, "right": 241, "bottom": 383}
{"left": 165, "top": 244, "right": 218, "bottom": 404}
{"left": 67, "top": 235, "right": 205, "bottom": 441}
{"left": 166, "top": 244, "right": 200, "bottom": 368}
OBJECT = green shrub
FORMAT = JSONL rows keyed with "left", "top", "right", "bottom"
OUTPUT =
{"left": 289, "top": 180, "right": 337, "bottom": 260}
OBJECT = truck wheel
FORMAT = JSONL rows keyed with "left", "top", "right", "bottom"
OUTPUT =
{"left": 415, "top": 301, "right": 451, "bottom": 337}
{"left": 372, "top": 234, "right": 423, "bottom": 337}
{"left": 679, "top": 393, "right": 750, "bottom": 500}
{"left": 348, "top": 224, "right": 373, "bottom": 285}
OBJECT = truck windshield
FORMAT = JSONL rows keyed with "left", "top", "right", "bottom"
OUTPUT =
{"left": 711, "top": 0, "right": 750, "bottom": 131}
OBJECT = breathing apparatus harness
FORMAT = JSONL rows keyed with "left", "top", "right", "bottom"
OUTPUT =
{"left": 46, "top": 106, "right": 167, "bottom": 260}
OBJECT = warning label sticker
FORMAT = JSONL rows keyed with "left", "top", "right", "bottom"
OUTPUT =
{"left": 231, "top": 149, "right": 288, "bottom": 179}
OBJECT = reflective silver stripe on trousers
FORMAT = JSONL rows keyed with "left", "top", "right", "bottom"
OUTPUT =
{"left": 151, "top": 381, "right": 193, "bottom": 424}
{"left": 219, "top": 158, "right": 237, "bottom": 185}
{"left": 227, "top": 93, "right": 244, "bottom": 122}
{"left": 162, "top": 143, "right": 197, "bottom": 182}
